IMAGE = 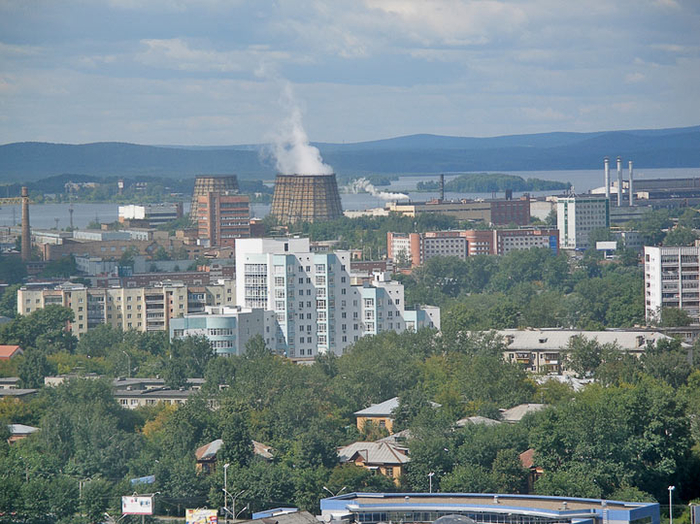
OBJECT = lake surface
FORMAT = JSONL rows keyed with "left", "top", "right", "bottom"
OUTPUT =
{"left": 3, "top": 167, "right": 697, "bottom": 229}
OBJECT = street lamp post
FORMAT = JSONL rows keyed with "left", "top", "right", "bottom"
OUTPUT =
{"left": 232, "top": 490, "right": 246, "bottom": 522}
{"left": 323, "top": 486, "right": 347, "bottom": 498}
{"left": 223, "top": 463, "right": 230, "bottom": 522}
{"left": 428, "top": 472, "right": 435, "bottom": 494}
{"left": 668, "top": 486, "right": 675, "bottom": 524}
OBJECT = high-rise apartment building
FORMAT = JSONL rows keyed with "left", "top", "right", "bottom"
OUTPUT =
{"left": 556, "top": 195, "right": 610, "bottom": 250}
{"left": 17, "top": 280, "right": 235, "bottom": 337}
{"left": 197, "top": 192, "right": 251, "bottom": 247}
{"left": 644, "top": 246, "right": 700, "bottom": 324}
{"left": 235, "top": 238, "right": 432, "bottom": 358}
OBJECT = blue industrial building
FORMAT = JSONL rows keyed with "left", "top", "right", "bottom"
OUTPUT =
{"left": 319, "top": 493, "right": 659, "bottom": 524}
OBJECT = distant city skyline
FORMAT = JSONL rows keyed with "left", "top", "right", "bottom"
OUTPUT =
{"left": 0, "top": 0, "right": 699, "bottom": 145}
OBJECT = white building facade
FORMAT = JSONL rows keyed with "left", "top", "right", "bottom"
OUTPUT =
{"left": 235, "top": 238, "right": 431, "bottom": 358}
{"left": 644, "top": 246, "right": 700, "bottom": 324}
{"left": 556, "top": 195, "right": 610, "bottom": 250}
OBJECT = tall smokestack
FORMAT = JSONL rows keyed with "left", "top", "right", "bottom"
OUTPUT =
{"left": 604, "top": 157, "right": 610, "bottom": 200}
{"left": 439, "top": 174, "right": 445, "bottom": 202}
{"left": 21, "top": 186, "right": 30, "bottom": 261}
{"left": 628, "top": 160, "right": 634, "bottom": 207}
{"left": 616, "top": 156, "right": 622, "bottom": 207}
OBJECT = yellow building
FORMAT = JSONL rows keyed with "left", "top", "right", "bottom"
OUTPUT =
{"left": 354, "top": 397, "right": 399, "bottom": 435}
{"left": 17, "top": 280, "right": 235, "bottom": 338}
{"left": 337, "top": 441, "right": 410, "bottom": 483}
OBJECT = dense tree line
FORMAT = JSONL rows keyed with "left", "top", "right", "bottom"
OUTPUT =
{"left": 416, "top": 173, "right": 570, "bottom": 193}
{"left": 398, "top": 247, "right": 644, "bottom": 332}
{"left": 1, "top": 318, "right": 699, "bottom": 523}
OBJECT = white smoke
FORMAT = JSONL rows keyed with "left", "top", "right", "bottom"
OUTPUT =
{"left": 263, "top": 82, "right": 333, "bottom": 175}
{"left": 345, "top": 178, "right": 409, "bottom": 200}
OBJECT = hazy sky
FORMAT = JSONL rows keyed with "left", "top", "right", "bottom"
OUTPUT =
{"left": 1, "top": 0, "right": 699, "bottom": 145}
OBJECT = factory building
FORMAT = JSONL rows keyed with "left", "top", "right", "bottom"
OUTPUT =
{"left": 386, "top": 196, "right": 530, "bottom": 225}
{"left": 118, "top": 203, "right": 183, "bottom": 227}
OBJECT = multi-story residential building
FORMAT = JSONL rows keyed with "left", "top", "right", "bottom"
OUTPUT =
{"left": 118, "top": 203, "right": 183, "bottom": 227}
{"left": 197, "top": 192, "right": 251, "bottom": 247}
{"left": 17, "top": 280, "right": 235, "bottom": 337}
{"left": 387, "top": 228, "right": 559, "bottom": 267}
{"left": 556, "top": 195, "right": 610, "bottom": 250}
{"left": 170, "top": 306, "right": 278, "bottom": 356}
{"left": 497, "top": 328, "right": 680, "bottom": 374}
{"left": 644, "top": 246, "right": 700, "bottom": 323}
{"left": 235, "top": 238, "right": 435, "bottom": 358}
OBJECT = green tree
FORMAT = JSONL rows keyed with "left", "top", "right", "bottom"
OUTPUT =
{"left": 0, "top": 283, "right": 22, "bottom": 318}
{"left": 440, "top": 464, "right": 497, "bottom": 492}
{"left": 491, "top": 448, "right": 528, "bottom": 493}
{"left": 663, "top": 226, "right": 698, "bottom": 246}
{"left": 660, "top": 307, "right": 692, "bottom": 327}
{"left": 218, "top": 398, "right": 253, "bottom": 467}
{"left": 18, "top": 349, "right": 52, "bottom": 388}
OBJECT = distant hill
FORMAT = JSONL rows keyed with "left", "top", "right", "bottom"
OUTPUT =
{"left": 0, "top": 125, "right": 698, "bottom": 182}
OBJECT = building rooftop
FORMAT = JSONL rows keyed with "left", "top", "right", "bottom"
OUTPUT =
{"left": 495, "top": 328, "right": 682, "bottom": 351}
{"left": 8, "top": 424, "right": 39, "bottom": 436}
{"left": 500, "top": 404, "right": 546, "bottom": 423}
{"left": 354, "top": 397, "right": 399, "bottom": 417}
{"left": 338, "top": 441, "right": 410, "bottom": 466}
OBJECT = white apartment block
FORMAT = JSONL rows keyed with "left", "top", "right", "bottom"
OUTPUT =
{"left": 556, "top": 196, "right": 610, "bottom": 250}
{"left": 235, "top": 238, "right": 428, "bottom": 358}
{"left": 644, "top": 246, "right": 700, "bottom": 324}
{"left": 17, "top": 280, "right": 235, "bottom": 337}
{"left": 170, "top": 306, "right": 278, "bottom": 356}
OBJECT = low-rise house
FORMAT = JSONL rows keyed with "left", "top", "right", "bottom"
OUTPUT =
{"left": 500, "top": 403, "right": 546, "bottom": 423}
{"left": 0, "top": 345, "right": 23, "bottom": 360}
{"left": 455, "top": 416, "right": 502, "bottom": 427}
{"left": 519, "top": 448, "right": 544, "bottom": 493}
{"left": 0, "top": 377, "right": 20, "bottom": 390}
{"left": 7, "top": 423, "right": 39, "bottom": 444}
{"left": 195, "top": 438, "right": 274, "bottom": 473}
{"left": 355, "top": 397, "right": 400, "bottom": 434}
{"left": 0, "top": 389, "right": 37, "bottom": 401}
{"left": 114, "top": 387, "right": 194, "bottom": 409}
{"left": 337, "top": 441, "right": 410, "bottom": 483}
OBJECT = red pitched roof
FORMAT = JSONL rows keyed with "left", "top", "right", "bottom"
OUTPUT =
{"left": 519, "top": 448, "right": 535, "bottom": 469}
{"left": 0, "top": 345, "right": 22, "bottom": 360}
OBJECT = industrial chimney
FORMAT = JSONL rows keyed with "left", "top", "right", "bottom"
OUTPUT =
{"left": 21, "top": 186, "right": 31, "bottom": 261}
{"left": 616, "top": 157, "right": 623, "bottom": 207}
{"left": 439, "top": 174, "right": 445, "bottom": 202}
{"left": 628, "top": 160, "right": 634, "bottom": 207}
{"left": 604, "top": 157, "right": 610, "bottom": 200}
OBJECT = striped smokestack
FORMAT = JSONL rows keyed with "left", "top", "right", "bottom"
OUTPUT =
{"left": 21, "top": 186, "right": 31, "bottom": 261}
{"left": 604, "top": 157, "right": 610, "bottom": 200}
{"left": 628, "top": 160, "right": 634, "bottom": 207}
{"left": 616, "top": 157, "right": 623, "bottom": 207}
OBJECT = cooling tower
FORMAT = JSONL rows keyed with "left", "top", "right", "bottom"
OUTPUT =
{"left": 190, "top": 175, "right": 239, "bottom": 224}
{"left": 270, "top": 174, "right": 343, "bottom": 224}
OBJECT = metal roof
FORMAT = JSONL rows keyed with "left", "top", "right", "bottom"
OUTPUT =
{"left": 338, "top": 441, "right": 410, "bottom": 466}
{"left": 495, "top": 329, "right": 684, "bottom": 351}
{"left": 354, "top": 397, "right": 399, "bottom": 416}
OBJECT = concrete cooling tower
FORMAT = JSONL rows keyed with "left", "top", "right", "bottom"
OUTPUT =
{"left": 190, "top": 175, "right": 239, "bottom": 223}
{"left": 270, "top": 173, "right": 343, "bottom": 224}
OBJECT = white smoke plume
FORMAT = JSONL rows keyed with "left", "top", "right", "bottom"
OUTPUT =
{"left": 263, "top": 82, "right": 333, "bottom": 175}
{"left": 345, "top": 178, "right": 409, "bottom": 200}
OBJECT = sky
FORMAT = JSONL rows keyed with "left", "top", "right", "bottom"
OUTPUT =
{"left": 0, "top": 0, "right": 699, "bottom": 145}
